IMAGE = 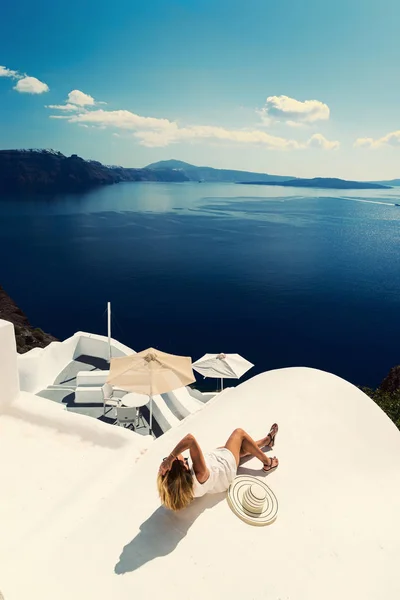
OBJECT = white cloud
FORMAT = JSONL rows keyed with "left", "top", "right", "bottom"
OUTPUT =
{"left": 66, "top": 108, "right": 173, "bottom": 131}
{"left": 48, "top": 96, "right": 340, "bottom": 151}
{"left": 259, "top": 95, "right": 330, "bottom": 125}
{"left": 67, "top": 89, "right": 95, "bottom": 106}
{"left": 47, "top": 90, "right": 103, "bottom": 112}
{"left": 354, "top": 131, "right": 400, "bottom": 149}
{"left": 59, "top": 108, "right": 303, "bottom": 149}
{"left": 14, "top": 76, "right": 49, "bottom": 94}
{"left": 286, "top": 120, "right": 306, "bottom": 128}
{"left": 1, "top": 65, "right": 49, "bottom": 94}
{"left": 0, "top": 65, "right": 19, "bottom": 78}
{"left": 135, "top": 124, "right": 305, "bottom": 149}
{"left": 307, "top": 133, "right": 340, "bottom": 150}
{"left": 354, "top": 137, "right": 375, "bottom": 148}
{"left": 45, "top": 103, "right": 80, "bottom": 111}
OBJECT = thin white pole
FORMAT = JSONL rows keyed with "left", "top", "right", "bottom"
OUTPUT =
{"left": 221, "top": 378, "right": 223, "bottom": 391}
{"left": 149, "top": 395, "right": 153, "bottom": 435}
{"left": 107, "top": 301, "right": 111, "bottom": 362}
{"left": 149, "top": 368, "right": 153, "bottom": 435}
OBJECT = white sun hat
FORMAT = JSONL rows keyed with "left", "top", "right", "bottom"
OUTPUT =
{"left": 227, "top": 475, "right": 278, "bottom": 527}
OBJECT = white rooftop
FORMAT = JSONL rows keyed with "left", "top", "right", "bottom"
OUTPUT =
{"left": 0, "top": 319, "right": 399, "bottom": 600}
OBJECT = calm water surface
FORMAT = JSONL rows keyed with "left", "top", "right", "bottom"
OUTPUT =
{"left": 1, "top": 182, "right": 400, "bottom": 388}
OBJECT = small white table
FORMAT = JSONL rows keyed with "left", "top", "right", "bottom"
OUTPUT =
{"left": 119, "top": 392, "right": 149, "bottom": 429}
{"left": 121, "top": 393, "right": 149, "bottom": 408}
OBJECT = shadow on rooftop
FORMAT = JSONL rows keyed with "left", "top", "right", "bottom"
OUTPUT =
{"left": 237, "top": 465, "right": 271, "bottom": 478}
{"left": 236, "top": 449, "right": 276, "bottom": 478}
{"left": 114, "top": 492, "right": 225, "bottom": 575}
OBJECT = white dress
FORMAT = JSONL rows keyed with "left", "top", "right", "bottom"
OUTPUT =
{"left": 192, "top": 447, "right": 237, "bottom": 498}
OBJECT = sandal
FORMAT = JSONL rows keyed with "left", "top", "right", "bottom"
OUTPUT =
{"left": 266, "top": 423, "right": 278, "bottom": 448}
{"left": 263, "top": 457, "right": 279, "bottom": 473}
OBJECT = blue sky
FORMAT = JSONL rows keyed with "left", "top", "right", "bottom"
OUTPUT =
{"left": 1, "top": 0, "right": 400, "bottom": 179}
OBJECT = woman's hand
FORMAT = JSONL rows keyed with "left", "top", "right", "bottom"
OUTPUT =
{"left": 159, "top": 454, "right": 175, "bottom": 476}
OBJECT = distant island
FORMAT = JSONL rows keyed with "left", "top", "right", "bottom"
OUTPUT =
{"left": 0, "top": 150, "right": 395, "bottom": 194}
{"left": 238, "top": 178, "right": 390, "bottom": 190}
{"left": 372, "top": 178, "right": 400, "bottom": 187}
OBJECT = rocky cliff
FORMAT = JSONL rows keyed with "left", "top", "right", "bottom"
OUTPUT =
{"left": 361, "top": 367, "right": 400, "bottom": 430}
{"left": 0, "top": 149, "right": 188, "bottom": 194}
{"left": 0, "top": 286, "right": 57, "bottom": 353}
{"left": 379, "top": 365, "right": 400, "bottom": 394}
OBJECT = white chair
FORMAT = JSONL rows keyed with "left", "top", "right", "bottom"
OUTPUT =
{"left": 102, "top": 383, "right": 120, "bottom": 416}
{"left": 116, "top": 406, "right": 137, "bottom": 429}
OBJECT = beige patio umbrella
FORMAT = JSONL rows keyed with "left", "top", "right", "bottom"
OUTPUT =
{"left": 107, "top": 347, "right": 195, "bottom": 433}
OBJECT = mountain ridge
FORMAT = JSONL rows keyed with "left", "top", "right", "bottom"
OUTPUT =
{"left": 145, "top": 159, "right": 293, "bottom": 182}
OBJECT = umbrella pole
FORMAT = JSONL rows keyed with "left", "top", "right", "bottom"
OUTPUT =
{"left": 107, "top": 302, "right": 111, "bottom": 362}
{"left": 149, "top": 370, "right": 153, "bottom": 436}
{"left": 149, "top": 395, "right": 153, "bottom": 435}
{"left": 221, "top": 378, "right": 223, "bottom": 391}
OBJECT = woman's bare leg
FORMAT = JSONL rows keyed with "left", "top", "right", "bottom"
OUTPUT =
{"left": 239, "top": 436, "right": 269, "bottom": 458}
{"left": 224, "top": 428, "right": 278, "bottom": 469}
{"left": 239, "top": 424, "right": 278, "bottom": 458}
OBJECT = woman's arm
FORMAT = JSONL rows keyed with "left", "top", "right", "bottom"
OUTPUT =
{"left": 159, "top": 434, "right": 209, "bottom": 482}
{"left": 187, "top": 434, "right": 209, "bottom": 483}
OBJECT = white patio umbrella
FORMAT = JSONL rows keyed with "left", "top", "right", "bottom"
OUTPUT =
{"left": 192, "top": 353, "right": 254, "bottom": 391}
{"left": 107, "top": 348, "right": 195, "bottom": 434}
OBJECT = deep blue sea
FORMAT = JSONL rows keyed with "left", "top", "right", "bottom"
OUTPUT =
{"left": 1, "top": 181, "right": 400, "bottom": 388}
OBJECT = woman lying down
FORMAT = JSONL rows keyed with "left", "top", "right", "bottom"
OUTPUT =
{"left": 157, "top": 425, "right": 279, "bottom": 511}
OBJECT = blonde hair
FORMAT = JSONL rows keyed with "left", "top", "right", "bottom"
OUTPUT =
{"left": 157, "top": 459, "right": 194, "bottom": 511}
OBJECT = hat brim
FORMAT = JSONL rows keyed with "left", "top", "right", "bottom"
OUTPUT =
{"left": 227, "top": 475, "right": 278, "bottom": 527}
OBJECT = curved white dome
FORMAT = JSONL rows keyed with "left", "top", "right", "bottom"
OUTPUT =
{"left": 1, "top": 366, "right": 399, "bottom": 600}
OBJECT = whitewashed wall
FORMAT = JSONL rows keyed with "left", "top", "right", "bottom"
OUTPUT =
{"left": 74, "top": 333, "right": 133, "bottom": 360}
{"left": 0, "top": 320, "right": 20, "bottom": 410}
{"left": 18, "top": 332, "right": 135, "bottom": 394}
{"left": 18, "top": 334, "right": 79, "bottom": 393}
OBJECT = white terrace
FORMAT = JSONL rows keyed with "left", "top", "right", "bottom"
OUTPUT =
{"left": 17, "top": 328, "right": 213, "bottom": 435}
{"left": 0, "top": 319, "right": 399, "bottom": 600}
